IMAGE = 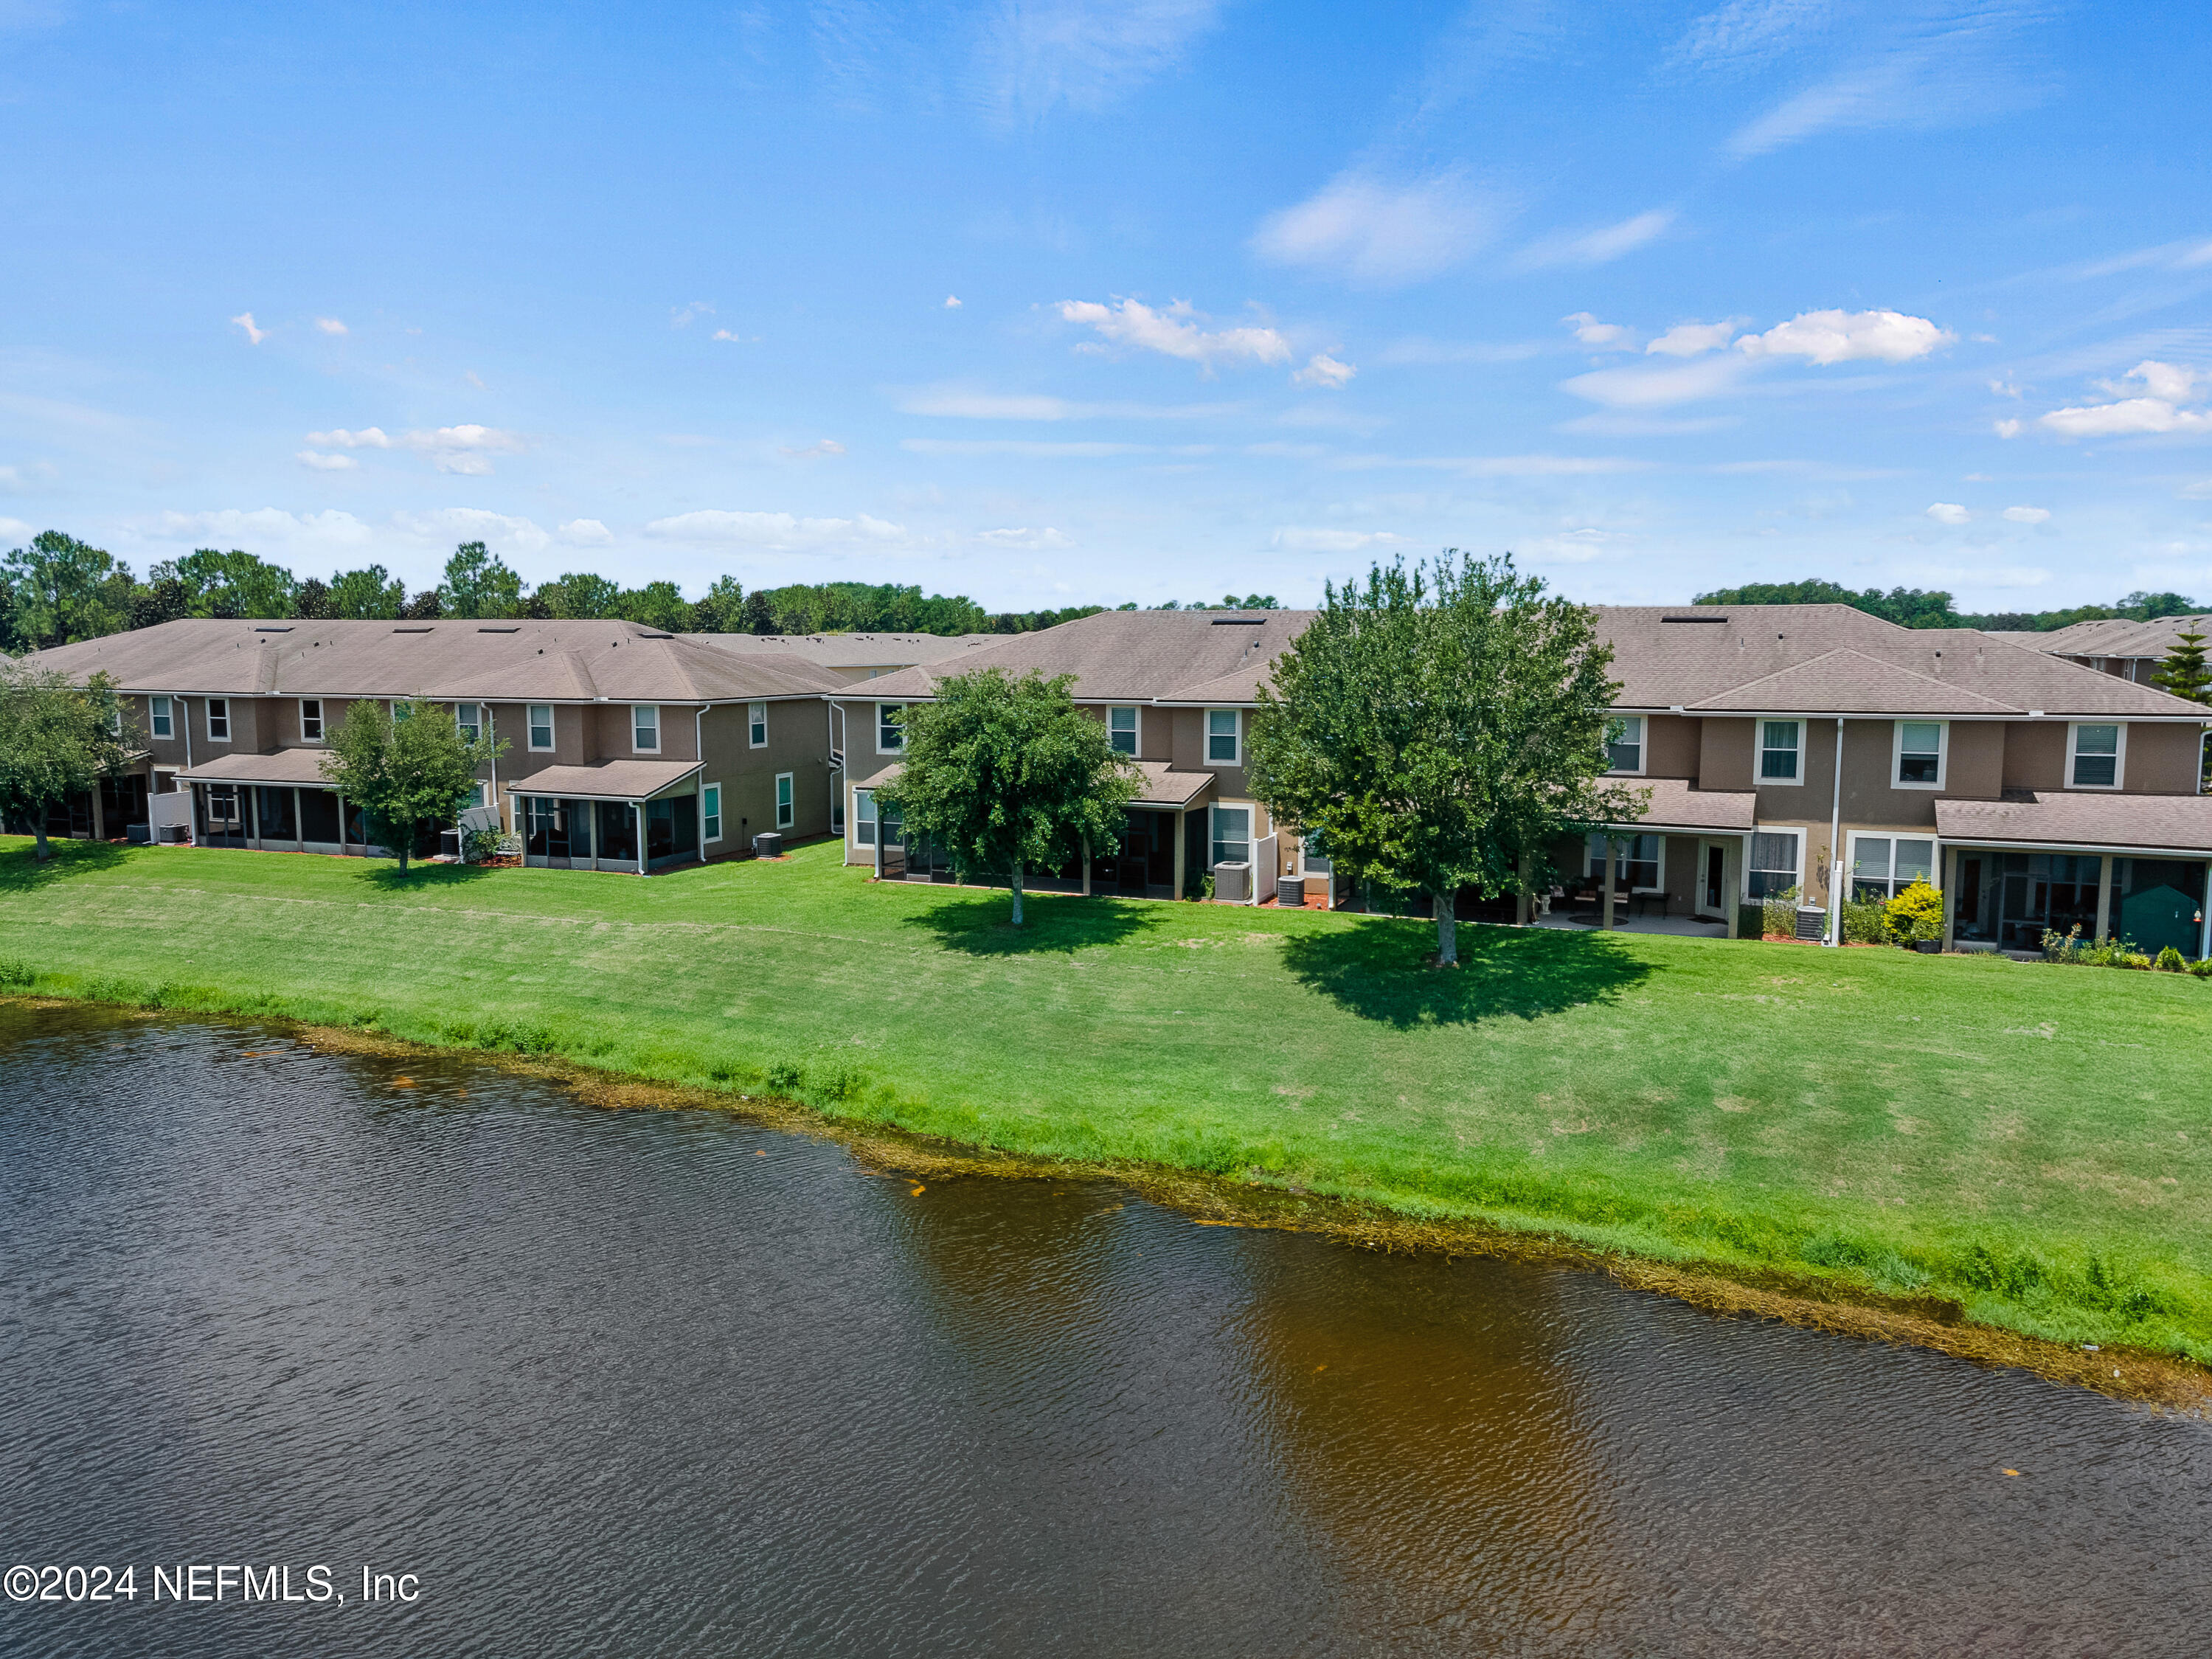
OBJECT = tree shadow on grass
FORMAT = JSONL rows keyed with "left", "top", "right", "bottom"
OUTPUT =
{"left": 1280, "top": 918, "right": 1651, "bottom": 1028}
{"left": 899, "top": 890, "right": 1165, "bottom": 956}
{"left": 353, "top": 860, "right": 502, "bottom": 893}
{"left": 0, "top": 837, "right": 131, "bottom": 893}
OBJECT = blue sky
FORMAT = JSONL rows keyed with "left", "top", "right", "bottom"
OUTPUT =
{"left": 3, "top": 0, "right": 2209, "bottom": 612}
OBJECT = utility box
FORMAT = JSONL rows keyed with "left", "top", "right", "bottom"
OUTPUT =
{"left": 1213, "top": 860, "right": 1250, "bottom": 901}
{"left": 1276, "top": 874, "right": 1304, "bottom": 907}
{"left": 1795, "top": 905, "right": 1827, "bottom": 943}
{"left": 752, "top": 831, "right": 783, "bottom": 859}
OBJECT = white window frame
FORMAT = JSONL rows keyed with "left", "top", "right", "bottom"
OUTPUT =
{"left": 206, "top": 696, "right": 231, "bottom": 743}
{"left": 774, "top": 771, "right": 795, "bottom": 829}
{"left": 2065, "top": 721, "right": 2126, "bottom": 791}
{"left": 1606, "top": 714, "right": 1645, "bottom": 776}
{"left": 108, "top": 705, "right": 122, "bottom": 735}
{"left": 632, "top": 704, "right": 660, "bottom": 754}
{"left": 1892, "top": 718, "right": 1948, "bottom": 790}
{"left": 1845, "top": 830, "right": 1938, "bottom": 900}
{"left": 876, "top": 703, "right": 904, "bottom": 755}
{"left": 299, "top": 697, "right": 324, "bottom": 743}
{"left": 527, "top": 704, "right": 555, "bottom": 752}
{"left": 748, "top": 701, "right": 768, "bottom": 749}
{"left": 701, "top": 782, "right": 723, "bottom": 843}
{"left": 855, "top": 788, "right": 878, "bottom": 846}
{"left": 1745, "top": 825, "right": 1805, "bottom": 901}
{"left": 1108, "top": 705, "right": 1140, "bottom": 756}
{"left": 455, "top": 702, "right": 483, "bottom": 745}
{"left": 1204, "top": 708, "right": 1241, "bottom": 766}
{"left": 1757, "top": 718, "right": 1804, "bottom": 786}
{"left": 150, "top": 696, "right": 173, "bottom": 739}
{"left": 1209, "top": 799, "right": 1254, "bottom": 867}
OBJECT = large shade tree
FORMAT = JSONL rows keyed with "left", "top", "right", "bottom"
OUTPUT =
{"left": 874, "top": 668, "right": 1140, "bottom": 926}
{"left": 1244, "top": 552, "right": 1643, "bottom": 966}
{"left": 0, "top": 665, "right": 131, "bottom": 860}
{"left": 319, "top": 696, "right": 505, "bottom": 873}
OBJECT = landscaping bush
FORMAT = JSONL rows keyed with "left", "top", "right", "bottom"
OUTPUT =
{"left": 2191, "top": 957, "right": 2212, "bottom": 980}
{"left": 0, "top": 957, "right": 32, "bottom": 988}
{"left": 1759, "top": 884, "right": 1801, "bottom": 939}
{"left": 1885, "top": 879, "right": 1944, "bottom": 943}
{"left": 1840, "top": 896, "right": 1890, "bottom": 944}
{"left": 2156, "top": 946, "right": 2188, "bottom": 973}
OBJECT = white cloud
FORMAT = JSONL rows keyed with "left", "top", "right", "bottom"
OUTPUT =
{"left": 943, "top": 294, "right": 963, "bottom": 308}
{"left": 1989, "top": 377, "right": 2022, "bottom": 398}
{"left": 1562, "top": 312, "right": 1635, "bottom": 350}
{"left": 2180, "top": 478, "right": 2212, "bottom": 500}
{"left": 976, "top": 527, "right": 1074, "bottom": 549}
{"left": 1270, "top": 527, "right": 1407, "bottom": 553}
{"left": 304, "top": 423, "right": 526, "bottom": 474}
{"left": 1252, "top": 170, "right": 1499, "bottom": 287}
{"left": 1994, "top": 418, "right": 2022, "bottom": 438}
{"left": 1561, "top": 356, "right": 1749, "bottom": 408}
{"left": 1646, "top": 319, "right": 1744, "bottom": 358}
{"left": 643, "top": 510, "right": 907, "bottom": 550}
{"left": 392, "top": 508, "right": 552, "bottom": 553}
{"left": 1736, "top": 309, "right": 1952, "bottom": 364}
{"left": 229, "top": 312, "right": 268, "bottom": 345}
{"left": 1514, "top": 209, "right": 1675, "bottom": 270}
{"left": 671, "top": 301, "right": 715, "bottom": 328}
{"left": 295, "top": 450, "right": 358, "bottom": 471}
{"left": 314, "top": 317, "right": 348, "bottom": 336}
{"left": 0, "top": 516, "right": 33, "bottom": 543}
{"left": 1057, "top": 297, "right": 1291, "bottom": 370}
{"left": 2003, "top": 505, "right": 2051, "bottom": 524}
{"left": 2036, "top": 362, "right": 2212, "bottom": 438}
{"left": 1292, "top": 353, "right": 1356, "bottom": 389}
{"left": 973, "top": 0, "right": 1227, "bottom": 121}
{"left": 710, "top": 328, "right": 756, "bottom": 344}
{"left": 1559, "top": 412, "right": 1740, "bottom": 435}
{"left": 777, "top": 439, "right": 848, "bottom": 460}
{"left": 0, "top": 461, "right": 60, "bottom": 493}
{"left": 1666, "top": 0, "right": 1831, "bottom": 75}
{"left": 1522, "top": 527, "right": 1630, "bottom": 564}
{"left": 558, "top": 519, "right": 614, "bottom": 546}
{"left": 150, "top": 508, "right": 373, "bottom": 553}
{"left": 1926, "top": 502, "right": 1971, "bottom": 525}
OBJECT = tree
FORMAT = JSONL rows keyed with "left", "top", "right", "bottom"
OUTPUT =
{"left": 0, "top": 665, "right": 131, "bottom": 861}
{"left": 327, "top": 564, "right": 407, "bottom": 619}
{"left": 2153, "top": 631, "right": 2211, "bottom": 704}
{"left": 171, "top": 548, "right": 297, "bottom": 617}
{"left": 2, "top": 531, "right": 136, "bottom": 651}
{"left": 438, "top": 542, "right": 523, "bottom": 619}
{"left": 1691, "top": 578, "right": 1961, "bottom": 629}
{"left": 317, "top": 696, "right": 505, "bottom": 873}
{"left": 401, "top": 587, "right": 443, "bottom": 620}
{"left": 874, "top": 668, "right": 1140, "bottom": 926}
{"left": 614, "top": 580, "right": 696, "bottom": 631}
{"left": 742, "top": 590, "right": 777, "bottom": 634}
{"left": 1245, "top": 553, "right": 1642, "bottom": 967}
{"left": 693, "top": 575, "right": 746, "bottom": 633}
{"left": 536, "top": 571, "right": 621, "bottom": 619}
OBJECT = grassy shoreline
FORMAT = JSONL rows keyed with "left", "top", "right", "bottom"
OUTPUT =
{"left": 6, "top": 833, "right": 2212, "bottom": 1376}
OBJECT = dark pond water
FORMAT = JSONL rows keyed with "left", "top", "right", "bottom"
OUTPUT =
{"left": 3, "top": 1004, "right": 2209, "bottom": 1658}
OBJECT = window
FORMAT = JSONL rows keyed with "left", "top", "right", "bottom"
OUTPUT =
{"left": 702, "top": 783, "right": 722, "bottom": 842}
{"left": 456, "top": 702, "right": 482, "bottom": 744}
{"left": 1586, "top": 833, "right": 1660, "bottom": 890}
{"left": 207, "top": 697, "right": 230, "bottom": 742}
{"left": 855, "top": 789, "right": 887, "bottom": 845}
{"left": 1109, "top": 707, "right": 1138, "bottom": 755}
{"left": 108, "top": 706, "right": 122, "bottom": 735}
{"left": 1895, "top": 720, "right": 1945, "bottom": 787}
{"left": 150, "top": 696, "right": 173, "bottom": 739}
{"left": 633, "top": 704, "right": 659, "bottom": 752}
{"left": 299, "top": 698, "right": 323, "bottom": 741}
{"left": 2068, "top": 722, "right": 2123, "bottom": 789}
{"left": 1747, "top": 830, "right": 1801, "bottom": 899}
{"left": 1607, "top": 716, "right": 1644, "bottom": 773}
{"left": 1301, "top": 830, "right": 1331, "bottom": 876}
{"left": 1760, "top": 720, "right": 1801, "bottom": 782}
{"left": 527, "top": 704, "right": 555, "bottom": 751}
{"left": 774, "top": 772, "right": 794, "bottom": 829}
{"left": 1206, "top": 709, "right": 1241, "bottom": 764}
{"left": 1851, "top": 835, "right": 1935, "bottom": 901}
{"left": 1210, "top": 803, "right": 1251, "bottom": 866}
{"left": 391, "top": 700, "right": 412, "bottom": 721}
{"left": 878, "top": 704, "right": 904, "bottom": 752}
{"left": 748, "top": 702, "right": 768, "bottom": 748}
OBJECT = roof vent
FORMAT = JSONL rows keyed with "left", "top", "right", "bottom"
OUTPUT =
{"left": 477, "top": 626, "right": 520, "bottom": 634}
{"left": 1210, "top": 617, "right": 1265, "bottom": 626}
{"left": 254, "top": 625, "right": 293, "bottom": 632}
{"left": 1660, "top": 615, "right": 1726, "bottom": 624}
{"left": 638, "top": 631, "right": 674, "bottom": 639}
{"left": 393, "top": 626, "right": 433, "bottom": 634}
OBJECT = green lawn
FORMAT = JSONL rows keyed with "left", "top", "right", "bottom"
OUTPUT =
{"left": 7, "top": 834, "right": 2212, "bottom": 1359}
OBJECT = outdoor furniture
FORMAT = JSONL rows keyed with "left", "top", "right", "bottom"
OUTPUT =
{"left": 1630, "top": 886, "right": 1668, "bottom": 919}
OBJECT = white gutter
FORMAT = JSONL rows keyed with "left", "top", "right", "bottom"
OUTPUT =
{"left": 1826, "top": 715, "right": 1844, "bottom": 947}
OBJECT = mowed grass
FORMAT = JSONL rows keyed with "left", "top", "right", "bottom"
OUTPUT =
{"left": 7, "top": 834, "right": 2212, "bottom": 1359}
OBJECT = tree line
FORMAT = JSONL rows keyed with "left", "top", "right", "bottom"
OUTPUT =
{"left": 0, "top": 530, "right": 1140, "bottom": 654}
{"left": 1691, "top": 577, "right": 2205, "bottom": 633}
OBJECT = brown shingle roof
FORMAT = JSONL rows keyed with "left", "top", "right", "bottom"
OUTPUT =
{"left": 1685, "top": 647, "right": 2022, "bottom": 716}
{"left": 505, "top": 759, "right": 704, "bottom": 800}
{"left": 1935, "top": 792, "right": 2212, "bottom": 856}
{"left": 2025, "top": 614, "right": 2212, "bottom": 660}
{"left": 20, "top": 618, "right": 845, "bottom": 702}
{"left": 176, "top": 748, "right": 338, "bottom": 786}
{"left": 684, "top": 631, "right": 995, "bottom": 669}
{"left": 1607, "top": 777, "right": 1757, "bottom": 832}
{"left": 858, "top": 609, "right": 1320, "bottom": 703}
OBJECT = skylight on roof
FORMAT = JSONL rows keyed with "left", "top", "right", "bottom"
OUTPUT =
{"left": 393, "top": 626, "right": 433, "bottom": 633}
{"left": 254, "top": 625, "right": 293, "bottom": 632}
{"left": 477, "top": 626, "right": 520, "bottom": 633}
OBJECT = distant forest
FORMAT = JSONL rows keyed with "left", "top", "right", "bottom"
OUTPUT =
{"left": 1691, "top": 577, "right": 2205, "bottom": 633}
{"left": 0, "top": 529, "right": 1284, "bottom": 655}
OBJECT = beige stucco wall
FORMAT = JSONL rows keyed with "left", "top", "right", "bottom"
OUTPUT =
{"left": 1644, "top": 713, "right": 1699, "bottom": 778}
{"left": 2124, "top": 722, "right": 2205, "bottom": 794}
{"left": 1698, "top": 717, "right": 1754, "bottom": 790}
{"left": 2002, "top": 720, "right": 2067, "bottom": 792}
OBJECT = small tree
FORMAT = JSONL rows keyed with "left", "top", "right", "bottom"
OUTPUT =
{"left": 1246, "top": 552, "right": 1643, "bottom": 967}
{"left": 874, "top": 668, "right": 1140, "bottom": 926}
{"left": 0, "top": 665, "right": 131, "bottom": 860}
{"left": 439, "top": 541, "right": 524, "bottom": 619}
{"left": 318, "top": 697, "right": 504, "bottom": 873}
{"left": 2154, "top": 630, "right": 2211, "bottom": 703}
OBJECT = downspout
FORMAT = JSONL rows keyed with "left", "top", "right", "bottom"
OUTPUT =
{"left": 1826, "top": 716, "right": 1845, "bottom": 946}
{"left": 487, "top": 705, "right": 500, "bottom": 831}
{"left": 182, "top": 698, "right": 195, "bottom": 844}
{"left": 696, "top": 706, "right": 707, "bottom": 865}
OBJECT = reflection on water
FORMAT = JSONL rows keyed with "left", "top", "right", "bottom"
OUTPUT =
{"left": 3, "top": 1003, "right": 2208, "bottom": 1658}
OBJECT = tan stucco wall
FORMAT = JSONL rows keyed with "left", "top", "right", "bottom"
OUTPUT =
{"left": 2125, "top": 722, "right": 2206, "bottom": 794}
{"left": 1645, "top": 713, "right": 1699, "bottom": 778}
{"left": 2002, "top": 720, "right": 2067, "bottom": 791}
{"left": 1698, "top": 717, "right": 1754, "bottom": 790}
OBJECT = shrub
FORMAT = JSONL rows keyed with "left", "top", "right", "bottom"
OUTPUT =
{"left": 2156, "top": 945, "right": 2188, "bottom": 973}
{"left": 2191, "top": 957, "right": 2212, "bottom": 979}
{"left": 1759, "top": 884, "right": 1801, "bottom": 939}
{"left": 1885, "top": 879, "right": 1944, "bottom": 943}
{"left": 462, "top": 827, "right": 503, "bottom": 864}
{"left": 1840, "top": 896, "right": 1890, "bottom": 944}
{"left": 0, "top": 958, "right": 32, "bottom": 988}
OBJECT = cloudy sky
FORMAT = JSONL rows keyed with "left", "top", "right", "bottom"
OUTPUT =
{"left": 3, "top": 1, "right": 2209, "bottom": 610}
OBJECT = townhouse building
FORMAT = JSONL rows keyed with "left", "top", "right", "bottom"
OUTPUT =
{"left": 15, "top": 617, "right": 847, "bottom": 871}
{"left": 1991, "top": 613, "right": 2212, "bottom": 685}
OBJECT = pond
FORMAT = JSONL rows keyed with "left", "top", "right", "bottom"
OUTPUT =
{"left": 3, "top": 1004, "right": 2208, "bottom": 1657}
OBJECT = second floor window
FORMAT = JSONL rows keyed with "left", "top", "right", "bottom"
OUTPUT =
{"left": 300, "top": 699, "right": 323, "bottom": 741}
{"left": 633, "top": 704, "right": 659, "bottom": 752}
{"left": 1761, "top": 721, "right": 1800, "bottom": 780}
{"left": 2070, "top": 723, "right": 2121, "bottom": 788}
{"left": 1109, "top": 707, "right": 1137, "bottom": 755}
{"left": 528, "top": 705, "right": 554, "bottom": 750}
{"left": 1207, "top": 709, "right": 1240, "bottom": 763}
{"left": 150, "top": 696, "right": 173, "bottom": 738}
{"left": 207, "top": 698, "right": 230, "bottom": 741}
{"left": 456, "top": 703, "right": 482, "bottom": 744}
{"left": 1607, "top": 716, "right": 1643, "bottom": 772}
{"left": 878, "top": 704, "right": 903, "bottom": 751}
{"left": 1896, "top": 721, "right": 1944, "bottom": 786}
{"left": 749, "top": 702, "right": 768, "bottom": 747}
